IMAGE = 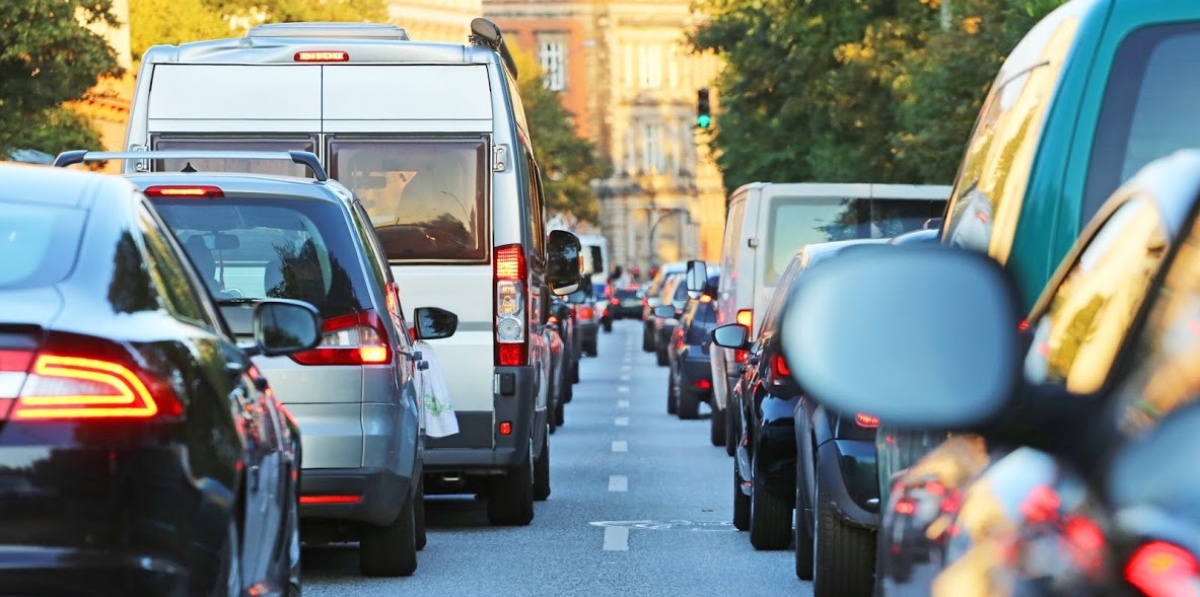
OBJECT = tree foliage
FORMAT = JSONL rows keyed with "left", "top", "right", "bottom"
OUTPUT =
{"left": 691, "top": 0, "right": 1066, "bottom": 190}
{"left": 511, "top": 46, "right": 611, "bottom": 223}
{"left": 0, "top": 0, "right": 121, "bottom": 155}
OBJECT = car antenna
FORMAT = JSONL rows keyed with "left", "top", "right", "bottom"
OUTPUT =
{"left": 181, "top": 162, "right": 197, "bottom": 173}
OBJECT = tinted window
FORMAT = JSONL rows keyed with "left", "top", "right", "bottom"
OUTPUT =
{"left": 614, "top": 288, "right": 639, "bottom": 299}
{"left": 943, "top": 15, "right": 1079, "bottom": 264}
{"left": 1023, "top": 198, "right": 1168, "bottom": 394}
{"left": 1114, "top": 211, "right": 1200, "bottom": 433}
{"left": 329, "top": 138, "right": 488, "bottom": 263}
{"left": 152, "top": 197, "right": 373, "bottom": 321}
{"left": 150, "top": 137, "right": 316, "bottom": 178}
{"left": 765, "top": 197, "right": 944, "bottom": 285}
{"left": 0, "top": 202, "right": 85, "bottom": 289}
{"left": 1086, "top": 24, "right": 1200, "bottom": 220}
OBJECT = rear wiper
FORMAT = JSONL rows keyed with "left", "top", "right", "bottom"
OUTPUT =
{"left": 215, "top": 298, "right": 261, "bottom": 306}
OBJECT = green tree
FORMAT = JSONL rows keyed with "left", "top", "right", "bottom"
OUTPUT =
{"left": 204, "top": 0, "right": 388, "bottom": 24}
{"left": 0, "top": 0, "right": 122, "bottom": 155}
{"left": 129, "top": 0, "right": 231, "bottom": 64}
{"left": 511, "top": 46, "right": 610, "bottom": 223}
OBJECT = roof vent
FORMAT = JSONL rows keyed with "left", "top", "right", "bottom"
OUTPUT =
{"left": 247, "top": 22, "right": 410, "bottom": 41}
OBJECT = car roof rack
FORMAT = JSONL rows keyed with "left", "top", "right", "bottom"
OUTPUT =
{"left": 469, "top": 17, "right": 518, "bottom": 80}
{"left": 52, "top": 150, "right": 329, "bottom": 182}
{"left": 247, "top": 22, "right": 410, "bottom": 41}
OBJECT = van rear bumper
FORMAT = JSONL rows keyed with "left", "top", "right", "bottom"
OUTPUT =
{"left": 424, "top": 365, "right": 537, "bottom": 474}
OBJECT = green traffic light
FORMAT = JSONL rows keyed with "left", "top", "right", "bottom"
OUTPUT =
{"left": 697, "top": 114, "right": 712, "bottom": 128}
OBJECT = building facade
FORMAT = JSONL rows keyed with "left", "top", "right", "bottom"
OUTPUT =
{"left": 70, "top": 0, "right": 135, "bottom": 166}
{"left": 483, "top": 0, "right": 726, "bottom": 278}
{"left": 389, "top": 0, "right": 484, "bottom": 43}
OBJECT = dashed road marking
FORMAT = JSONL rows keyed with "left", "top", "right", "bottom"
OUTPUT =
{"left": 608, "top": 475, "right": 628, "bottom": 492}
{"left": 617, "top": 399, "right": 630, "bottom": 409}
{"left": 617, "top": 386, "right": 630, "bottom": 393}
{"left": 612, "top": 440, "right": 628, "bottom": 453}
{"left": 621, "top": 365, "right": 631, "bottom": 372}
{"left": 603, "top": 526, "right": 630, "bottom": 551}
{"left": 615, "top": 417, "right": 630, "bottom": 426}
{"left": 619, "top": 375, "right": 631, "bottom": 381}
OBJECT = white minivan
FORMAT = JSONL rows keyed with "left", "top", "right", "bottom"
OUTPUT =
{"left": 123, "top": 20, "right": 581, "bottom": 528}
{"left": 708, "top": 183, "right": 950, "bottom": 453}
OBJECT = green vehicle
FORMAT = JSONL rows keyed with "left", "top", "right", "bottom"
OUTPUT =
{"left": 875, "top": 0, "right": 1200, "bottom": 589}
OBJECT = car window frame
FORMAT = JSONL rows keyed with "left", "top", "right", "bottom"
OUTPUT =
{"left": 134, "top": 198, "right": 229, "bottom": 336}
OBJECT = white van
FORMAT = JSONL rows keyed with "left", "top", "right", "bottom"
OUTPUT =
{"left": 577, "top": 234, "right": 612, "bottom": 330}
{"left": 708, "top": 183, "right": 951, "bottom": 452}
{"left": 123, "top": 20, "right": 580, "bottom": 527}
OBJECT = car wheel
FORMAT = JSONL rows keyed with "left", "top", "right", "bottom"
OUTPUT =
{"left": 555, "top": 397, "right": 565, "bottom": 427}
{"left": 533, "top": 431, "right": 551, "bottom": 501}
{"left": 710, "top": 404, "right": 726, "bottom": 447}
{"left": 360, "top": 489, "right": 418, "bottom": 577}
{"left": 586, "top": 342, "right": 598, "bottom": 357}
{"left": 283, "top": 487, "right": 302, "bottom": 595}
{"left": 571, "top": 359, "right": 579, "bottom": 385}
{"left": 603, "top": 320, "right": 613, "bottom": 333}
{"left": 415, "top": 475, "right": 427, "bottom": 552}
{"left": 656, "top": 345, "right": 669, "bottom": 367}
{"left": 666, "top": 375, "right": 677, "bottom": 415}
{"left": 642, "top": 326, "right": 654, "bottom": 352}
{"left": 210, "top": 518, "right": 240, "bottom": 597}
{"left": 725, "top": 401, "right": 739, "bottom": 457}
{"left": 749, "top": 454, "right": 792, "bottom": 550}
{"left": 677, "top": 387, "right": 700, "bottom": 420}
{"left": 795, "top": 459, "right": 814, "bottom": 580}
{"left": 488, "top": 444, "right": 535, "bottom": 526}
{"left": 733, "top": 461, "right": 750, "bottom": 532}
{"left": 812, "top": 473, "right": 875, "bottom": 597}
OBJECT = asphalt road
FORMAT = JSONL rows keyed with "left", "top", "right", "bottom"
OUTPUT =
{"left": 303, "top": 319, "right": 812, "bottom": 596}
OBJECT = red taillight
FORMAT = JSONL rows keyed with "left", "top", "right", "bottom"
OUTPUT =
{"left": 735, "top": 349, "right": 749, "bottom": 364}
{"left": 300, "top": 495, "right": 361, "bottom": 505}
{"left": 7, "top": 336, "right": 182, "bottom": 421}
{"left": 736, "top": 309, "right": 752, "bottom": 329}
{"left": 495, "top": 244, "right": 528, "bottom": 366}
{"left": 291, "top": 310, "right": 391, "bottom": 366}
{"left": 1126, "top": 541, "right": 1200, "bottom": 597}
{"left": 772, "top": 354, "right": 791, "bottom": 377}
{"left": 498, "top": 421, "right": 512, "bottom": 436}
{"left": 855, "top": 413, "right": 880, "bottom": 428}
{"left": 142, "top": 185, "right": 223, "bottom": 198}
{"left": 578, "top": 306, "right": 595, "bottom": 320}
{"left": 1020, "top": 484, "right": 1061, "bottom": 523}
{"left": 895, "top": 498, "right": 917, "bottom": 516}
{"left": 548, "top": 315, "right": 559, "bottom": 324}
{"left": 925, "top": 481, "right": 946, "bottom": 497}
{"left": 294, "top": 51, "right": 349, "bottom": 62}
{"left": 1018, "top": 319, "right": 1030, "bottom": 332}
{"left": 693, "top": 379, "right": 712, "bottom": 390}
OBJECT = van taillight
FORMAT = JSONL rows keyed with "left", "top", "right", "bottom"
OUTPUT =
{"left": 736, "top": 309, "right": 752, "bottom": 329}
{"left": 3, "top": 335, "right": 183, "bottom": 422}
{"left": 495, "top": 244, "right": 527, "bottom": 366}
{"left": 294, "top": 51, "right": 349, "bottom": 62}
{"left": 291, "top": 310, "right": 391, "bottom": 366}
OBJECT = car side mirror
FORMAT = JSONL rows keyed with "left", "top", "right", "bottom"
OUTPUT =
{"left": 686, "top": 259, "right": 708, "bottom": 299}
{"left": 779, "top": 245, "right": 1020, "bottom": 429}
{"left": 711, "top": 323, "right": 750, "bottom": 350}
{"left": 547, "top": 230, "right": 582, "bottom": 296}
{"left": 252, "top": 299, "right": 322, "bottom": 357}
{"left": 653, "top": 305, "right": 676, "bottom": 319}
{"left": 414, "top": 306, "right": 458, "bottom": 340}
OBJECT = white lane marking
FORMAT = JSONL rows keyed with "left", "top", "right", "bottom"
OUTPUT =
{"left": 619, "top": 375, "right": 631, "bottom": 381}
{"left": 615, "top": 416, "right": 630, "bottom": 426}
{"left": 623, "top": 357, "right": 631, "bottom": 363}
{"left": 608, "top": 475, "right": 629, "bottom": 492}
{"left": 617, "top": 386, "right": 630, "bottom": 393}
{"left": 603, "top": 526, "right": 630, "bottom": 551}
{"left": 612, "top": 440, "right": 628, "bottom": 453}
{"left": 621, "top": 365, "right": 631, "bottom": 372}
{"left": 617, "top": 399, "right": 630, "bottom": 409}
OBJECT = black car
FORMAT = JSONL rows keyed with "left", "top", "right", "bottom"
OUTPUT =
{"left": 780, "top": 150, "right": 1200, "bottom": 597}
{"left": 0, "top": 164, "right": 316, "bottom": 596}
{"left": 654, "top": 273, "right": 689, "bottom": 367}
{"left": 665, "top": 274, "right": 719, "bottom": 421}
{"left": 642, "top": 262, "right": 686, "bottom": 351}
{"left": 609, "top": 285, "right": 645, "bottom": 319}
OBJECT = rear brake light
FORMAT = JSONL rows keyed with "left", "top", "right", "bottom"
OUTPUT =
{"left": 9, "top": 336, "right": 182, "bottom": 421}
{"left": 1126, "top": 541, "right": 1200, "bottom": 597}
{"left": 855, "top": 413, "right": 880, "bottom": 428}
{"left": 548, "top": 315, "right": 559, "bottom": 324}
{"left": 700, "top": 295, "right": 713, "bottom": 303}
{"left": 895, "top": 498, "right": 916, "bottom": 515}
{"left": 735, "top": 349, "right": 749, "bottom": 364}
{"left": 736, "top": 309, "right": 752, "bottom": 329}
{"left": 143, "top": 185, "right": 223, "bottom": 198}
{"left": 294, "top": 51, "right": 349, "bottom": 62}
{"left": 498, "top": 421, "right": 513, "bottom": 436}
{"left": 579, "top": 306, "right": 595, "bottom": 320}
{"left": 495, "top": 244, "right": 527, "bottom": 366}
{"left": 772, "top": 354, "right": 791, "bottom": 378}
{"left": 693, "top": 379, "right": 712, "bottom": 390}
{"left": 291, "top": 310, "right": 391, "bottom": 366}
{"left": 300, "top": 495, "right": 361, "bottom": 505}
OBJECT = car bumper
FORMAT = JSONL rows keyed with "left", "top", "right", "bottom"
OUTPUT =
{"left": 578, "top": 321, "right": 599, "bottom": 344}
{"left": 299, "top": 467, "right": 413, "bottom": 526}
{"left": 677, "top": 353, "right": 714, "bottom": 397}
{"left": 816, "top": 439, "right": 880, "bottom": 529}
{"left": 424, "top": 365, "right": 539, "bottom": 474}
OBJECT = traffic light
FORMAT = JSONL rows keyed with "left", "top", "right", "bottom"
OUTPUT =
{"left": 697, "top": 88, "right": 711, "bottom": 129}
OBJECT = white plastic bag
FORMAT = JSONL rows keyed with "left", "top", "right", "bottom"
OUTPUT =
{"left": 415, "top": 340, "right": 459, "bottom": 438}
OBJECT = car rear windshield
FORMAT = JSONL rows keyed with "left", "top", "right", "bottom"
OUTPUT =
{"left": 329, "top": 138, "right": 488, "bottom": 263}
{"left": 765, "top": 197, "right": 945, "bottom": 285}
{"left": 151, "top": 197, "right": 373, "bottom": 320}
{"left": 0, "top": 202, "right": 85, "bottom": 290}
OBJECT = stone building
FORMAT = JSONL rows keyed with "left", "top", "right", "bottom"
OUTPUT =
{"left": 70, "top": 0, "right": 135, "bottom": 167}
{"left": 483, "top": 0, "right": 726, "bottom": 277}
{"left": 389, "top": 0, "right": 484, "bottom": 43}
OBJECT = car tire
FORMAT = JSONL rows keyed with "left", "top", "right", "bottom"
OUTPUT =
{"left": 812, "top": 475, "right": 875, "bottom": 597}
{"left": 656, "top": 345, "right": 669, "bottom": 367}
{"left": 415, "top": 476, "right": 427, "bottom": 552}
{"left": 603, "top": 320, "right": 613, "bottom": 333}
{"left": 642, "top": 326, "right": 655, "bottom": 352}
{"left": 667, "top": 375, "right": 678, "bottom": 415}
{"left": 555, "top": 398, "right": 565, "bottom": 427}
{"left": 733, "top": 462, "right": 750, "bottom": 532}
{"left": 749, "top": 455, "right": 792, "bottom": 550}
{"left": 586, "top": 342, "right": 598, "bottom": 357}
{"left": 725, "top": 402, "right": 739, "bottom": 457}
{"left": 488, "top": 445, "right": 535, "bottom": 526}
{"left": 710, "top": 404, "right": 726, "bottom": 447}
{"left": 360, "top": 490, "right": 418, "bottom": 577}
{"left": 533, "top": 432, "right": 551, "bottom": 502}
{"left": 677, "top": 387, "right": 700, "bottom": 420}
{"left": 795, "top": 459, "right": 814, "bottom": 580}
{"left": 211, "top": 518, "right": 240, "bottom": 597}
{"left": 571, "top": 359, "right": 579, "bottom": 385}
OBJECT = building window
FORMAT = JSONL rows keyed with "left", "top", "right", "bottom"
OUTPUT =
{"left": 668, "top": 45, "right": 680, "bottom": 89}
{"left": 641, "top": 122, "right": 663, "bottom": 174}
{"left": 537, "top": 34, "right": 567, "bottom": 91}
{"left": 639, "top": 44, "right": 662, "bottom": 89}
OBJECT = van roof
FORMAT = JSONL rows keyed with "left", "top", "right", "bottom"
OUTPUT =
{"left": 247, "top": 22, "right": 410, "bottom": 40}
{"left": 139, "top": 33, "right": 490, "bottom": 68}
{"left": 730, "top": 182, "right": 953, "bottom": 201}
